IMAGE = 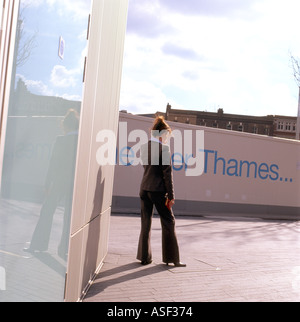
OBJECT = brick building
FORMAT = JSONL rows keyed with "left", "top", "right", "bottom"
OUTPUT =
{"left": 273, "top": 115, "right": 298, "bottom": 139}
{"left": 148, "top": 104, "right": 297, "bottom": 140}
{"left": 164, "top": 104, "right": 274, "bottom": 136}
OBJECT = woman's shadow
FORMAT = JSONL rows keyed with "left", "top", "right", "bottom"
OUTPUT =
{"left": 84, "top": 261, "right": 168, "bottom": 299}
{"left": 81, "top": 166, "right": 105, "bottom": 293}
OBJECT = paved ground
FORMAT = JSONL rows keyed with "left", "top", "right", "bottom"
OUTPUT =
{"left": 83, "top": 213, "right": 300, "bottom": 302}
{"left": 0, "top": 199, "right": 67, "bottom": 302}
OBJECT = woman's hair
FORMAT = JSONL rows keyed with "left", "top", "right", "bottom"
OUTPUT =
{"left": 62, "top": 109, "right": 79, "bottom": 133}
{"left": 151, "top": 116, "right": 171, "bottom": 137}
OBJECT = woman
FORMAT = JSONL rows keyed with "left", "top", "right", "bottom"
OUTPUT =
{"left": 137, "top": 116, "right": 186, "bottom": 267}
{"left": 24, "top": 109, "right": 79, "bottom": 259}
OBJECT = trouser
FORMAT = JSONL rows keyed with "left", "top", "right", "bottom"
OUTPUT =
{"left": 30, "top": 185, "right": 72, "bottom": 255}
{"left": 137, "top": 190, "right": 180, "bottom": 263}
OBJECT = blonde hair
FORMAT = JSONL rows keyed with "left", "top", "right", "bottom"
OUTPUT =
{"left": 62, "top": 109, "right": 79, "bottom": 133}
{"left": 151, "top": 116, "right": 171, "bottom": 137}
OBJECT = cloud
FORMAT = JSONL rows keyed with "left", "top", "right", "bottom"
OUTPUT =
{"left": 161, "top": 42, "right": 203, "bottom": 61}
{"left": 122, "top": 0, "right": 300, "bottom": 117}
{"left": 60, "top": 93, "right": 82, "bottom": 101}
{"left": 17, "top": 74, "right": 82, "bottom": 101}
{"left": 120, "top": 77, "right": 170, "bottom": 114}
{"left": 159, "top": 0, "right": 260, "bottom": 19}
{"left": 50, "top": 65, "right": 78, "bottom": 88}
{"left": 16, "top": 74, "right": 52, "bottom": 96}
{"left": 22, "top": 0, "right": 43, "bottom": 7}
{"left": 24, "top": 79, "right": 54, "bottom": 96}
{"left": 182, "top": 70, "right": 199, "bottom": 81}
{"left": 52, "top": 0, "right": 91, "bottom": 20}
{"left": 127, "top": 0, "right": 174, "bottom": 38}
{"left": 22, "top": 0, "right": 91, "bottom": 20}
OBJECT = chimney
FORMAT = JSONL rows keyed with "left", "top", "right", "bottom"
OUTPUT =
{"left": 166, "top": 103, "right": 171, "bottom": 119}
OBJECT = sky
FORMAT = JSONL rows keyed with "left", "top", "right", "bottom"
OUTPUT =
{"left": 119, "top": 0, "right": 300, "bottom": 117}
{"left": 15, "top": 0, "right": 300, "bottom": 118}
{"left": 15, "top": 0, "right": 91, "bottom": 101}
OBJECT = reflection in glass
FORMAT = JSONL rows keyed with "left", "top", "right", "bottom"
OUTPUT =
{"left": 23, "top": 109, "right": 79, "bottom": 260}
{"left": 0, "top": 0, "right": 91, "bottom": 302}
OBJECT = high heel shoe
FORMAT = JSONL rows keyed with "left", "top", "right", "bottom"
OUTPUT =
{"left": 166, "top": 262, "right": 186, "bottom": 267}
{"left": 141, "top": 260, "right": 152, "bottom": 265}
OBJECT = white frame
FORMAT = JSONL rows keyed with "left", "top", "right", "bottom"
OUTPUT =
{"left": 0, "top": 0, "right": 20, "bottom": 191}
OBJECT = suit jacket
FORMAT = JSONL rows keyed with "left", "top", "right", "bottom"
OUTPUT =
{"left": 140, "top": 140, "right": 175, "bottom": 200}
{"left": 45, "top": 133, "right": 78, "bottom": 193}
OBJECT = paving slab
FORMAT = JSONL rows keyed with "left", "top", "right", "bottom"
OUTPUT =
{"left": 83, "top": 214, "right": 300, "bottom": 302}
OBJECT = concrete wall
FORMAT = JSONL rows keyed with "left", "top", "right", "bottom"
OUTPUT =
{"left": 113, "top": 113, "right": 300, "bottom": 220}
{"left": 65, "top": 0, "right": 128, "bottom": 302}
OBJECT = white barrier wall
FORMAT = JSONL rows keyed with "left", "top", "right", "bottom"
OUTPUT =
{"left": 113, "top": 113, "right": 300, "bottom": 219}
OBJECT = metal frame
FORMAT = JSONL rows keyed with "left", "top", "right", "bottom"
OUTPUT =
{"left": 0, "top": 0, "right": 20, "bottom": 190}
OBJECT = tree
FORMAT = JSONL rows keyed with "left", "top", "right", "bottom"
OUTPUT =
{"left": 290, "top": 53, "right": 300, "bottom": 140}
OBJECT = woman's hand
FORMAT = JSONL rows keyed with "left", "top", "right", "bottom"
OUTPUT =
{"left": 169, "top": 199, "right": 175, "bottom": 208}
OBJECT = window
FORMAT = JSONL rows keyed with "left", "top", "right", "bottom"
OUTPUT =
{"left": 286, "top": 122, "right": 291, "bottom": 131}
{"left": 0, "top": 0, "right": 92, "bottom": 302}
{"left": 200, "top": 120, "right": 206, "bottom": 126}
{"left": 238, "top": 123, "right": 243, "bottom": 132}
{"left": 265, "top": 127, "right": 270, "bottom": 135}
{"left": 277, "top": 121, "right": 284, "bottom": 130}
{"left": 226, "top": 122, "right": 232, "bottom": 130}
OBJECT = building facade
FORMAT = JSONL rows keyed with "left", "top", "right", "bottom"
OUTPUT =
{"left": 162, "top": 104, "right": 298, "bottom": 140}
{"left": 273, "top": 115, "right": 298, "bottom": 140}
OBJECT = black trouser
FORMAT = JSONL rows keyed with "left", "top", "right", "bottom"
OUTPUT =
{"left": 137, "top": 190, "right": 180, "bottom": 263}
{"left": 29, "top": 183, "right": 72, "bottom": 255}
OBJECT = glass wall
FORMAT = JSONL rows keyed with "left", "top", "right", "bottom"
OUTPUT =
{"left": 0, "top": 0, "right": 91, "bottom": 302}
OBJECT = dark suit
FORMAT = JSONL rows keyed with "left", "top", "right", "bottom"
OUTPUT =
{"left": 137, "top": 140, "right": 180, "bottom": 264}
{"left": 29, "top": 133, "right": 78, "bottom": 257}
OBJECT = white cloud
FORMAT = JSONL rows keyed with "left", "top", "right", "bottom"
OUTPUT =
{"left": 24, "top": 79, "right": 54, "bottom": 96}
{"left": 60, "top": 93, "right": 82, "bottom": 101}
{"left": 22, "top": 0, "right": 91, "bottom": 20}
{"left": 160, "top": 0, "right": 261, "bottom": 19}
{"left": 127, "top": 0, "right": 175, "bottom": 38}
{"left": 17, "top": 73, "right": 82, "bottom": 101}
{"left": 50, "top": 65, "right": 79, "bottom": 88}
{"left": 46, "top": 0, "right": 91, "bottom": 20}
{"left": 120, "top": 77, "right": 171, "bottom": 114}
{"left": 121, "top": 0, "right": 300, "bottom": 116}
{"left": 22, "top": 0, "right": 44, "bottom": 7}
{"left": 161, "top": 42, "right": 203, "bottom": 61}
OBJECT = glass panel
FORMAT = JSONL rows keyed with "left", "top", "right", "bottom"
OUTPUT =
{"left": 0, "top": 0, "right": 91, "bottom": 302}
